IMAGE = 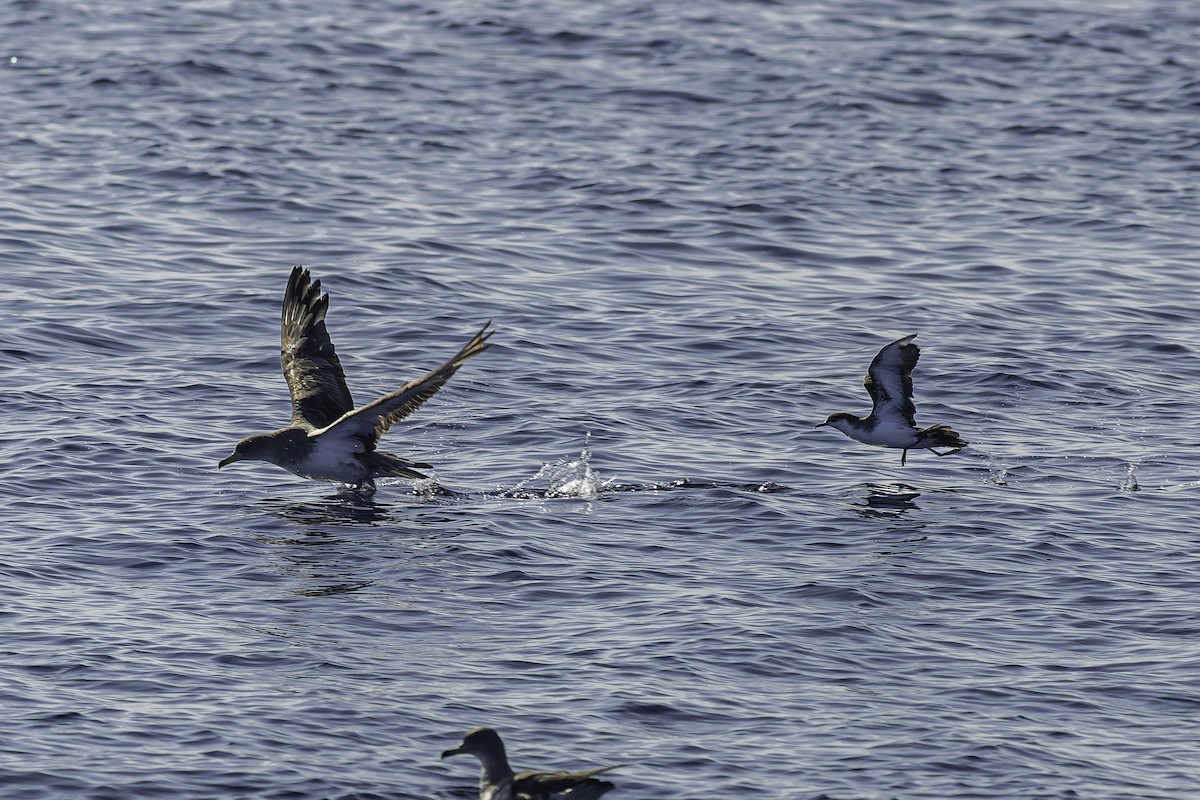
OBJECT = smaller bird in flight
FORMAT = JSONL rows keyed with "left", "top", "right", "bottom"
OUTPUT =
{"left": 817, "top": 334, "right": 967, "bottom": 466}
{"left": 219, "top": 266, "right": 491, "bottom": 491}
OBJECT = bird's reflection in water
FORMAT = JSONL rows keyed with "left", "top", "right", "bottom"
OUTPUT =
{"left": 257, "top": 480, "right": 466, "bottom": 529}
{"left": 259, "top": 493, "right": 390, "bottom": 528}
{"left": 251, "top": 490, "right": 471, "bottom": 599}
{"left": 295, "top": 580, "right": 373, "bottom": 597}
{"left": 855, "top": 483, "right": 921, "bottom": 518}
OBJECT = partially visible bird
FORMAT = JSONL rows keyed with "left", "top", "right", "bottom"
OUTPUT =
{"left": 219, "top": 266, "right": 491, "bottom": 491}
{"left": 441, "top": 727, "right": 620, "bottom": 800}
{"left": 817, "top": 334, "right": 967, "bottom": 466}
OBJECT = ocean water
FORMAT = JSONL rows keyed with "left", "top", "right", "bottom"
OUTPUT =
{"left": 2, "top": 0, "right": 1199, "bottom": 797}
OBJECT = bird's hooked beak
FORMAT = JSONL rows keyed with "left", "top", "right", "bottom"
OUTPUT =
{"left": 441, "top": 744, "right": 467, "bottom": 760}
{"left": 814, "top": 421, "right": 829, "bottom": 428}
{"left": 218, "top": 452, "right": 243, "bottom": 469}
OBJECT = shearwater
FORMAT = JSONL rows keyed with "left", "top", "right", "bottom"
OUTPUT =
{"left": 817, "top": 334, "right": 967, "bottom": 466}
{"left": 218, "top": 266, "right": 491, "bottom": 491}
{"left": 442, "top": 727, "right": 620, "bottom": 800}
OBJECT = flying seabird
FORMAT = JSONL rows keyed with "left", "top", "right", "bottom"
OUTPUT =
{"left": 218, "top": 266, "right": 492, "bottom": 491}
{"left": 441, "top": 727, "right": 619, "bottom": 800}
{"left": 816, "top": 334, "right": 967, "bottom": 466}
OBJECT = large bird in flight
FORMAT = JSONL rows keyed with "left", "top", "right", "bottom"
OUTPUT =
{"left": 219, "top": 266, "right": 491, "bottom": 491}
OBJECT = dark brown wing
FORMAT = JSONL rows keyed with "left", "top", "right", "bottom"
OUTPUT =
{"left": 513, "top": 765, "right": 619, "bottom": 799}
{"left": 864, "top": 334, "right": 919, "bottom": 427}
{"left": 319, "top": 321, "right": 492, "bottom": 442}
{"left": 281, "top": 266, "right": 355, "bottom": 430}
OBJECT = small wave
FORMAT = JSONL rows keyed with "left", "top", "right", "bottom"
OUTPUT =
{"left": 1159, "top": 479, "right": 1200, "bottom": 493}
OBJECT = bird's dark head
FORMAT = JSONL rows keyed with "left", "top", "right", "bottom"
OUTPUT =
{"left": 219, "top": 432, "right": 289, "bottom": 468}
{"left": 816, "top": 412, "right": 857, "bottom": 430}
{"left": 441, "top": 726, "right": 508, "bottom": 766}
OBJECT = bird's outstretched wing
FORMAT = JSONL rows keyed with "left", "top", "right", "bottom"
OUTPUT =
{"left": 863, "top": 334, "right": 919, "bottom": 427}
{"left": 513, "top": 765, "right": 620, "bottom": 799}
{"left": 320, "top": 321, "right": 492, "bottom": 443}
{"left": 280, "top": 266, "right": 355, "bottom": 430}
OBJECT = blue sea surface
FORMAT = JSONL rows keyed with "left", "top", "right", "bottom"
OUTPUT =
{"left": 2, "top": 1, "right": 1199, "bottom": 798}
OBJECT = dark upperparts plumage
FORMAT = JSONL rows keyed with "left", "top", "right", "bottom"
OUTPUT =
{"left": 512, "top": 766, "right": 618, "bottom": 800}
{"left": 863, "top": 333, "right": 919, "bottom": 427}
{"left": 282, "top": 266, "right": 355, "bottom": 430}
{"left": 321, "top": 322, "right": 492, "bottom": 448}
{"left": 442, "top": 727, "right": 619, "bottom": 800}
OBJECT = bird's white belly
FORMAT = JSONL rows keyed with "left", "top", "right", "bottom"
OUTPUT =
{"left": 289, "top": 435, "right": 365, "bottom": 482}
{"left": 846, "top": 422, "right": 920, "bottom": 449}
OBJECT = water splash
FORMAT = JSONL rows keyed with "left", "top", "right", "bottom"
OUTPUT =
{"left": 1119, "top": 463, "right": 1139, "bottom": 493}
{"left": 409, "top": 476, "right": 458, "bottom": 499}
{"left": 508, "top": 435, "right": 610, "bottom": 500}
{"left": 987, "top": 455, "right": 1008, "bottom": 486}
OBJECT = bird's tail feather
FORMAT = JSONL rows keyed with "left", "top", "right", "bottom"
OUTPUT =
{"left": 370, "top": 451, "right": 431, "bottom": 480}
{"left": 918, "top": 424, "right": 968, "bottom": 450}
